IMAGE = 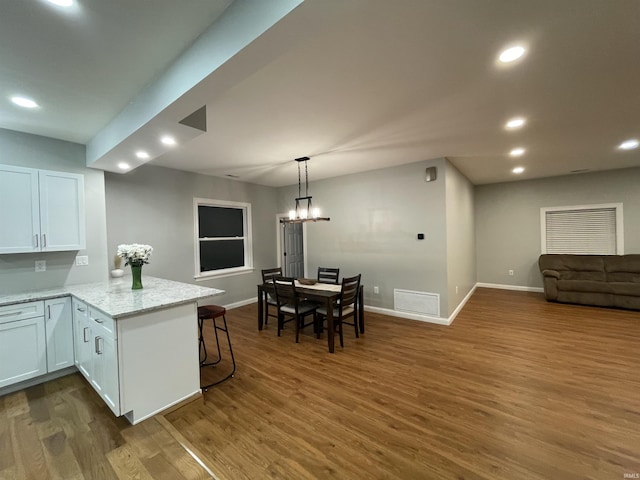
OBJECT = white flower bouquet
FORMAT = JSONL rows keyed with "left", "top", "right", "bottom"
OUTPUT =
{"left": 117, "top": 243, "right": 153, "bottom": 267}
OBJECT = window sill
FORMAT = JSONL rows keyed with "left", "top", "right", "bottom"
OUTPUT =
{"left": 194, "top": 267, "right": 254, "bottom": 281}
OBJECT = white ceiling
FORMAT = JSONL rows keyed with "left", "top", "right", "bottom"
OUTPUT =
{"left": 2, "top": 0, "right": 639, "bottom": 187}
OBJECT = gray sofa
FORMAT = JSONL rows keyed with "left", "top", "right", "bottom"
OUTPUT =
{"left": 538, "top": 254, "right": 640, "bottom": 310}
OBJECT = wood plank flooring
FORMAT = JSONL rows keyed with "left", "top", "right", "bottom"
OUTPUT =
{"left": 2, "top": 288, "right": 639, "bottom": 479}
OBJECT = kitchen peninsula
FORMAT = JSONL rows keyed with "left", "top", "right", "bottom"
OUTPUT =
{"left": 0, "top": 276, "right": 223, "bottom": 424}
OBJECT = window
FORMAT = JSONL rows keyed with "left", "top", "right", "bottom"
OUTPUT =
{"left": 540, "top": 203, "right": 623, "bottom": 255}
{"left": 194, "top": 198, "right": 252, "bottom": 278}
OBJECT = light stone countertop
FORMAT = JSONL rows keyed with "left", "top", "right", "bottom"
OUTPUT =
{"left": 0, "top": 276, "right": 224, "bottom": 319}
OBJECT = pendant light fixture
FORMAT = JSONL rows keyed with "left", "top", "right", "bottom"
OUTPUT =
{"left": 280, "top": 156, "right": 330, "bottom": 224}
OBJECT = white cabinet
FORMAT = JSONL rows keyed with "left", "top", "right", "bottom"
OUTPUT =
{"left": 0, "top": 302, "right": 47, "bottom": 388}
{"left": 45, "top": 297, "right": 74, "bottom": 372}
{"left": 72, "top": 299, "right": 91, "bottom": 378}
{"left": 88, "top": 307, "right": 119, "bottom": 415}
{"left": 0, "top": 165, "right": 85, "bottom": 254}
{"left": 72, "top": 302, "right": 120, "bottom": 416}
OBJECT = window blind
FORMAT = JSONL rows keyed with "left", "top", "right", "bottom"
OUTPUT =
{"left": 545, "top": 207, "right": 617, "bottom": 254}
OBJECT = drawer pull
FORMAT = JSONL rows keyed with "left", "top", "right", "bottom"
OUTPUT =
{"left": 76, "top": 306, "right": 86, "bottom": 312}
{"left": 0, "top": 311, "right": 23, "bottom": 318}
{"left": 93, "top": 317, "right": 103, "bottom": 324}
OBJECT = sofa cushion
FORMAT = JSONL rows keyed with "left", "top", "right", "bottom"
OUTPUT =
{"left": 559, "top": 270, "right": 606, "bottom": 281}
{"left": 604, "top": 254, "right": 640, "bottom": 283}
{"left": 557, "top": 279, "right": 613, "bottom": 294}
{"left": 539, "top": 254, "right": 605, "bottom": 272}
{"left": 607, "top": 282, "right": 640, "bottom": 297}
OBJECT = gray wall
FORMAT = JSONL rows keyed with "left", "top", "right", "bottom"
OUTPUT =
{"left": 0, "top": 129, "right": 108, "bottom": 294}
{"left": 278, "top": 158, "right": 452, "bottom": 316}
{"left": 104, "top": 165, "right": 279, "bottom": 305}
{"left": 475, "top": 167, "right": 640, "bottom": 288}
{"left": 445, "top": 162, "right": 476, "bottom": 313}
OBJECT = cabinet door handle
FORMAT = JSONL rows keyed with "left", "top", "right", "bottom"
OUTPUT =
{"left": 83, "top": 326, "right": 89, "bottom": 343}
{"left": 34, "top": 235, "right": 39, "bottom": 248}
{"left": 95, "top": 336, "right": 102, "bottom": 354}
{"left": 47, "top": 305, "right": 51, "bottom": 319}
{"left": 42, "top": 234, "right": 47, "bottom": 248}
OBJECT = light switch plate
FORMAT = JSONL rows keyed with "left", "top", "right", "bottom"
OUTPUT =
{"left": 75, "top": 255, "right": 89, "bottom": 266}
{"left": 35, "top": 260, "right": 46, "bottom": 272}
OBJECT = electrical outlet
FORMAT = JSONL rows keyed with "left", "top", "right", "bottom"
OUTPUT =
{"left": 508, "top": 269, "right": 514, "bottom": 276}
{"left": 35, "top": 260, "right": 46, "bottom": 272}
{"left": 75, "top": 255, "right": 89, "bottom": 266}
{"left": 373, "top": 286, "right": 379, "bottom": 294}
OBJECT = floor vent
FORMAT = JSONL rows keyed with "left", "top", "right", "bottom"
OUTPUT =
{"left": 394, "top": 289, "right": 440, "bottom": 317}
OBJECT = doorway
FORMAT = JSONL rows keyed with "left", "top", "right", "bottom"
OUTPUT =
{"left": 276, "top": 214, "right": 307, "bottom": 278}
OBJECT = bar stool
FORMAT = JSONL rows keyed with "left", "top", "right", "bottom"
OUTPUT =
{"left": 197, "top": 305, "right": 236, "bottom": 391}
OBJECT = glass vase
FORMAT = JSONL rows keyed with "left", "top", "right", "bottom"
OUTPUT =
{"left": 131, "top": 264, "right": 143, "bottom": 290}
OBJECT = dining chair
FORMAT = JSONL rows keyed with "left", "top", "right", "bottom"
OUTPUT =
{"left": 273, "top": 276, "right": 318, "bottom": 342}
{"left": 316, "top": 274, "right": 361, "bottom": 348}
{"left": 317, "top": 267, "right": 340, "bottom": 284}
{"left": 261, "top": 267, "right": 282, "bottom": 325}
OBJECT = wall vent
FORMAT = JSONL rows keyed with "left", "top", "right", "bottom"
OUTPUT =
{"left": 394, "top": 289, "right": 440, "bottom": 317}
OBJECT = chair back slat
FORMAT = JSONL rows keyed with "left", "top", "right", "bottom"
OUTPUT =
{"left": 273, "top": 276, "right": 297, "bottom": 306}
{"left": 339, "top": 274, "right": 361, "bottom": 309}
{"left": 318, "top": 267, "right": 340, "bottom": 284}
{"left": 262, "top": 267, "right": 282, "bottom": 284}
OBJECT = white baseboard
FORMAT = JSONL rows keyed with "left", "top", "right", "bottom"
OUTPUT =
{"left": 224, "top": 297, "right": 258, "bottom": 310}
{"left": 0, "top": 366, "right": 76, "bottom": 397}
{"left": 364, "top": 305, "right": 451, "bottom": 325}
{"left": 236, "top": 288, "right": 482, "bottom": 326}
{"left": 476, "top": 283, "right": 544, "bottom": 293}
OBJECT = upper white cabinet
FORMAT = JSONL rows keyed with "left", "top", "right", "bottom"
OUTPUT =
{"left": 0, "top": 165, "right": 85, "bottom": 254}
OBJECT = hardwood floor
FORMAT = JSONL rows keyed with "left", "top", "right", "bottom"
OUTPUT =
{"left": 2, "top": 288, "right": 639, "bottom": 479}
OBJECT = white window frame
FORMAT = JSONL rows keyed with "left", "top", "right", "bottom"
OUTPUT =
{"left": 540, "top": 203, "right": 624, "bottom": 255}
{"left": 194, "top": 198, "right": 253, "bottom": 279}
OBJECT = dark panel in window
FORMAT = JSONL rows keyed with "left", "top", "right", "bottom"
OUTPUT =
{"left": 199, "top": 240, "right": 244, "bottom": 271}
{"left": 198, "top": 206, "right": 243, "bottom": 238}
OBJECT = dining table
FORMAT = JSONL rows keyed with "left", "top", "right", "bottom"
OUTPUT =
{"left": 257, "top": 280, "right": 364, "bottom": 353}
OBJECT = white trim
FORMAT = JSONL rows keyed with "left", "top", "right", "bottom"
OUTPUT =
{"left": 476, "top": 282, "right": 544, "bottom": 292}
{"left": 448, "top": 284, "right": 477, "bottom": 324}
{"left": 0, "top": 366, "right": 76, "bottom": 397}
{"left": 239, "top": 284, "right": 479, "bottom": 326}
{"left": 194, "top": 267, "right": 253, "bottom": 281}
{"left": 276, "top": 213, "right": 308, "bottom": 277}
{"left": 223, "top": 297, "right": 258, "bottom": 310}
{"left": 193, "top": 197, "right": 253, "bottom": 277}
{"left": 364, "top": 305, "right": 451, "bottom": 325}
{"left": 540, "top": 202, "right": 623, "bottom": 255}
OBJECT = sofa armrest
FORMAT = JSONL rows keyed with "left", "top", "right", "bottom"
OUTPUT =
{"left": 542, "top": 269, "right": 560, "bottom": 279}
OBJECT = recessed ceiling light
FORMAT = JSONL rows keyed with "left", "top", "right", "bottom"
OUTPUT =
{"left": 47, "top": 0, "right": 74, "bottom": 6}
{"left": 510, "top": 147, "right": 526, "bottom": 157}
{"left": 512, "top": 166, "right": 525, "bottom": 174}
{"left": 499, "top": 45, "right": 526, "bottom": 63}
{"left": 11, "top": 96, "right": 39, "bottom": 108}
{"left": 117, "top": 162, "right": 130, "bottom": 170}
{"left": 160, "top": 136, "right": 176, "bottom": 146}
{"left": 505, "top": 117, "right": 526, "bottom": 129}
{"left": 135, "top": 151, "right": 150, "bottom": 159}
{"left": 618, "top": 139, "right": 639, "bottom": 150}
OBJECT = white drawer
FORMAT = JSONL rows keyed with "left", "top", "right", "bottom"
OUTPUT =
{"left": 0, "top": 301, "right": 44, "bottom": 324}
{"left": 88, "top": 307, "right": 116, "bottom": 338}
{"left": 72, "top": 298, "right": 88, "bottom": 318}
